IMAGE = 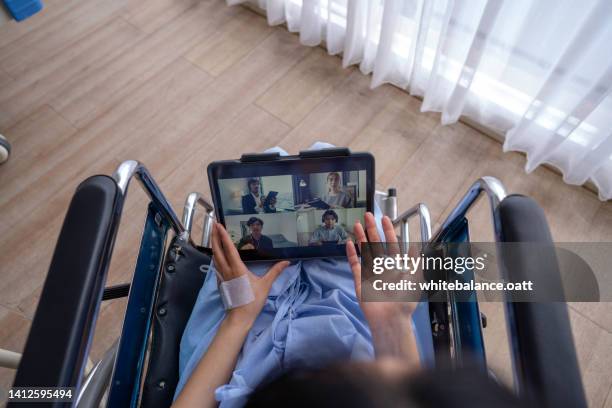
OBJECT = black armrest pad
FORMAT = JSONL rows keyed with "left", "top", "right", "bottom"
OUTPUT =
{"left": 13, "top": 176, "right": 122, "bottom": 391}
{"left": 498, "top": 195, "right": 586, "bottom": 408}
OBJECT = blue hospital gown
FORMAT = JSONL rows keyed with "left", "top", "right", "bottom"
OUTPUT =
{"left": 175, "top": 258, "right": 374, "bottom": 407}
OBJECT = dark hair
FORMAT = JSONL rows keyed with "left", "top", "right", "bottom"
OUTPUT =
{"left": 247, "top": 178, "right": 260, "bottom": 189}
{"left": 247, "top": 217, "right": 264, "bottom": 227}
{"left": 246, "top": 363, "right": 527, "bottom": 408}
{"left": 322, "top": 209, "right": 338, "bottom": 223}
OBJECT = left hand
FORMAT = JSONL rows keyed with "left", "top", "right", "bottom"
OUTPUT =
{"left": 212, "top": 222, "right": 289, "bottom": 327}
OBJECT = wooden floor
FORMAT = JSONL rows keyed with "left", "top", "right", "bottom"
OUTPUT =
{"left": 1, "top": 0, "right": 611, "bottom": 405}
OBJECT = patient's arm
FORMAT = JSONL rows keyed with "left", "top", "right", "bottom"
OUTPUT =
{"left": 173, "top": 223, "right": 288, "bottom": 408}
{"left": 346, "top": 213, "right": 420, "bottom": 371}
{"left": 173, "top": 315, "right": 251, "bottom": 408}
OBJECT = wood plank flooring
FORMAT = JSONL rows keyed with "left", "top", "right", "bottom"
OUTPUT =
{"left": 1, "top": 1, "right": 611, "bottom": 406}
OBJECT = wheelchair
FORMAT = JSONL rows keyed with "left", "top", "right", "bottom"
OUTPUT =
{"left": 8, "top": 148, "right": 587, "bottom": 408}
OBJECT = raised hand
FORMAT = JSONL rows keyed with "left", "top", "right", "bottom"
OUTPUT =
{"left": 346, "top": 212, "right": 420, "bottom": 364}
{"left": 174, "top": 223, "right": 289, "bottom": 407}
{"left": 212, "top": 222, "right": 289, "bottom": 326}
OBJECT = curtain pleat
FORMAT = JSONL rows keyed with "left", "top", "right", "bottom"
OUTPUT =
{"left": 228, "top": 0, "right": 612, "bottom": 200}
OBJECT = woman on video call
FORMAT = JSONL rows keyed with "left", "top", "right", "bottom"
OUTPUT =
{"left": 321, "top": 172, "right": 352, "bottom": 208}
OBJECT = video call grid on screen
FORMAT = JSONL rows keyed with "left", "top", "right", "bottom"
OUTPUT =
{"left": 217, "top": 171, "right": 367, "bottom": 252}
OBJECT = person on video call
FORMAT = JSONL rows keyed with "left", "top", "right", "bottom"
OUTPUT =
{"left": 242, "top": 178, "right": 276, "bottom": 214}
{"left": 237, "top": 217, "right": 274, "bottom": 251}
{"left": 321, "top": 172, "right": 352, "bottom": 208}
{"left": 309, "top": 209, "right": 348, "bottom": 245}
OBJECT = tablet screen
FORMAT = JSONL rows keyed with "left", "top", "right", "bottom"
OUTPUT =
{"left": 208, "top": 153, "right": 374, "bottom": 260}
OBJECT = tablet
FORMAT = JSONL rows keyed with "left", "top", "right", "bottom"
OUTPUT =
{"left": 207, "top": 148, "right": 374, "bottom": 261}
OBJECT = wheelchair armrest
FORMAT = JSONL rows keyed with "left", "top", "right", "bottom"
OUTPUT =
{"left": 497, "top": 195, "right": 586, "bottom": 408}
{"left": 12, "top": 176, "right": 122, "bottom": 394}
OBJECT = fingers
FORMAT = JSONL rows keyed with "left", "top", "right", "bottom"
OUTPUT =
{"left": 382, "top": 215, "right": 400, "bottom": 257}
{"left": 216, "top": 222, "right": 242, "bottom": 269}
{"left": 211, "top": 224, "right": 229, "bottom": 272}
{"left": 346, "top": 240, "right": 362, "bottom": 301}
{"left": 263, "top": 261, "right": 290, "bottom": 285}
{"left": 364, "top": 212, "right": 381, "bottom": 243}
{"left": 354, "top": 212, "right": 403, "bottom": 263}
{"left": 355, "top": 213, "right": 396, "bottom": 245}
{"left": 362, "top": 212, "right": 387, "bottom": 259}
{"left": 382, "top": 216, "right": 397, "bottom": 243}
{"left": 346, "top": 240, "right": 361, "bottom": 272}
{"left": 353, "top": 219, "right": 367, "bottom": 251}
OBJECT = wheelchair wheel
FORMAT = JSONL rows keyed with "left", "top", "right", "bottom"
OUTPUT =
{"left": 0, "top": 134, "right": 10, "bottom": 164}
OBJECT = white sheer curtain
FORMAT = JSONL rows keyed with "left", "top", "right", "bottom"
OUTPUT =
{"left": 228, "top": 0, "right": 612, "bottom": 200}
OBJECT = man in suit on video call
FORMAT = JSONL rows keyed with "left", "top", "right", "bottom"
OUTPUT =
{"left": 242, "top": 178, "right": 264, "bottom": 214}
{"left": 242, "top": 178, "right": 276, "bottom": 214}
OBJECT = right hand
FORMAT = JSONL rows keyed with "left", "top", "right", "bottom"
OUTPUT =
{"left": 346, "top": 213, "right": 419, "bottom": 357}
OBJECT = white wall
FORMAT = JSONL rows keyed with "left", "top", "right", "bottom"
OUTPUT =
{"left": 261, "top": 175, "right": 294, "bottom": 209}
{"left": 358, "top": 170, "right": 366, "bottom": 202}
{"left": 218, "top": 177, "right": 251, "bottom": 213}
